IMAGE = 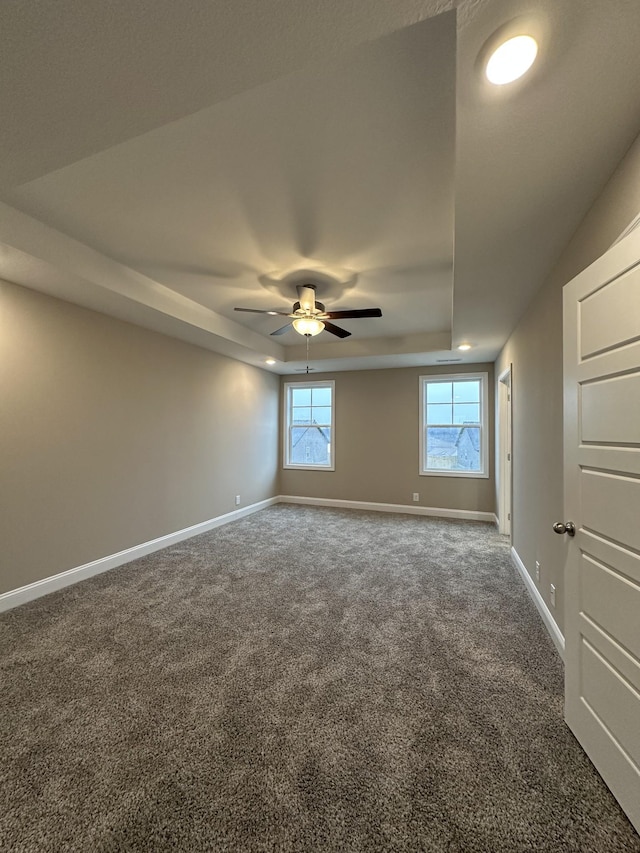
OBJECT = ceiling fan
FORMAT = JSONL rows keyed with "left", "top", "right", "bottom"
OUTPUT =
{"left": 234, "top": 284, "right": 382, "bottom": 338}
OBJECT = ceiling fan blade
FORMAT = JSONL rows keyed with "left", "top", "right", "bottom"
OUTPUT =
{"left": 270, "top": 323, "right": 292, "bottom": 336}
{"left": 296, "top": 284, "right": 317, "bottom": 312}
{"left": 324, "top": 308, "right": 382, "bottom": 319}
{"left": 322, "top": 321, "right": 351, "bottom": 338}
{"left": 234, "top": 308, "right": 291, "bottom": 316}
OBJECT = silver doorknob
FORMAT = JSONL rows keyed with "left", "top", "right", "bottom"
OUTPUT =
{"left": 553, "top": 521, "right": 576, "bottom": 537}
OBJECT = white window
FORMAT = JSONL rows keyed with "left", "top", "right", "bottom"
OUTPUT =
{"left": 420, "top": 373, "right": 489, "bottom": 478}
{"left": 284, "top": 381, "right": 335, "bottom": 470}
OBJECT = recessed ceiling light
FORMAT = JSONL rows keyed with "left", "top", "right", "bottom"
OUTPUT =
{"left": 265, "top": 358, "right": 276, "bottom": 365}
{"left": 457, "top": 343, "right": 472, "bottom": 351}
{"left": 486, "top": 35, "right": 538, "bottom": 85}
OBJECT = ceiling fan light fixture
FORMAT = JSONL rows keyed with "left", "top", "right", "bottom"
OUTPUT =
{"left": 486, "top": 35, "right": 538, "bottom": 85}
{"left": 292, "top": 317, "right": 325, "bottom": 336}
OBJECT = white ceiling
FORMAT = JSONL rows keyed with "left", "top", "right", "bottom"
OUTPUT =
{"left": 1, "top": 0, "right": 639, "bottom": 374}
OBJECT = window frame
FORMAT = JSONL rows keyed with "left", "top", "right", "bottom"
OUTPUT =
{"left": 283, "top": 380, "right": 335, "bottom": 471}
{"left": 419, "top": 372, "right": 489, "bottom": 479}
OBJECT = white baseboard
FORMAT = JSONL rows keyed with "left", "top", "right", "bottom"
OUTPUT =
{"left": 0, "top": 497, "right": 278, "bottom": 613}
{"left": 279, "top": 495, "right": 497, "bottom": 524}
{"left": 0, "top": 494, "right": 497, "bottom": 613}
{"left": 511, "top": 546, "right": 565, "bottom": 660}
{"left": 495, "top": 514, "right": 510, "bottom": 532}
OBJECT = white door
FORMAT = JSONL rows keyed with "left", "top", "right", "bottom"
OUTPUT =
{"left": 562, "top": 226, "right": 640, "bottom": 833}
{"left": 498, "top": 367, "right": 512, "bottom": 537}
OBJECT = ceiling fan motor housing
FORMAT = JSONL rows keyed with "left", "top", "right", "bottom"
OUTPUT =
{"left": 293, "top": 300, "right": 326, "bottom": 316}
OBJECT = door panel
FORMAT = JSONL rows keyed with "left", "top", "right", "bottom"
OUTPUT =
{"left": 580, "top": 614, "right": 640, "bottom": 694}
{"left": 580, "top": 553, "right": 640, "bottom": 659}
{"left": 581, "top": 470, "right": 640, "bottom": 551}
{"left": 581, "top": 372, "right": 640, "bottom": 443}
{"left": 581, "top": 529, "right": 640, "bottom": 584}
{"left": 563, "top": 226, "right": 640, "bottom": 833}
{"left": 580, "top": 262, "right": 640, "bottom": 357}
{"left": 581, "top": 639, "right": 640, "bottom": 768}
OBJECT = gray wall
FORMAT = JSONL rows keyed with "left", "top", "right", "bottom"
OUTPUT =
{"left": 6, "top": 129, "right": 639, "bottom": 607}
{"left": 0, "top": 280, "right": 279, "bottom": 595}
{"left": 280, "top": 364, "right": 495, "bottom": 513}
{"left": 495, "top": 131, "right": 640, "bottom": 634}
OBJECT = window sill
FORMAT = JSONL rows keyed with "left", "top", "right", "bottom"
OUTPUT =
{"left": 419, "top": 470, "right": 489, "bottom": 479}
{"left": 283, "top": 464, "right": 335, "bottom": 472}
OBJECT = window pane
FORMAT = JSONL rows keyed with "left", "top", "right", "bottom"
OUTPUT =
{"left": 426, "top": 404, "right": 451, "bottom": 425}
{"left": 425, "top": 427, "right": 460, "bottom": 469}
{"left": 453, "top": 403, "right": 479, "bottom": 424}
{"left": 421, "top": 375, "right": 485, "bottom": 476}
{"left": 426, "top": 427, "right": 461, "bottom": 449}
{"left": 290, "top": 426, "right": 330, "bottom": 465}
{"left": 452, "top": 426, "right": 481, "bottom": 471}
{"left": 426, "top": 382, "right": 452, "bottom": 404}
{"left": 311, "top": 387, "right": 331, "bottom": 406}
{"left": 292, "top": 387, "right": 311, "bottom": 406}
{"left": 425, "top": 426, "right": 481, "bottom": 472}
{"left": 453, "top": 380, "right": 480, "bottom": 403}
{"left": 312, "top": 406, "right": 332, "bottom": 424}
{"left": 285, "top": 382, "right": 334, "bottom": 468}
{"left": 292, "top": 407, "right": 311, "bottom": 424}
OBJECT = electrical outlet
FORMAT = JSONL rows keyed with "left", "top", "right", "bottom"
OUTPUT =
{"left": 550, "top": 583, "right": 556, "bottom": 607}
{"left": 235, "top": 495, "right": 241, "bottom": 506}
{"left": 535, "top": 561, "right": 540, "bottom": 584}
{"left": 412, "top": 493, "right": 420, "bottom": 502}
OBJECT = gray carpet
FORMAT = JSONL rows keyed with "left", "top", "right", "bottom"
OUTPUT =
{"left": 1, "top": 505, "right": 638, "bottom": 853}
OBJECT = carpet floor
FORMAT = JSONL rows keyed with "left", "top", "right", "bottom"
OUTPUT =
{"left": 1, "top": 505, "right": 639, "bottom": 852}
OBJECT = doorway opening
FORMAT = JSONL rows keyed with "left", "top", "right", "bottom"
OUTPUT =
{"left": 498, "top": 366, "right": 512, "bottom": 537}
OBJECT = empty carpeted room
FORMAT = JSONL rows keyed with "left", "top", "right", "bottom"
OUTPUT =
{"left": 1, "top": 2, "right": 640, "bottom": 852}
